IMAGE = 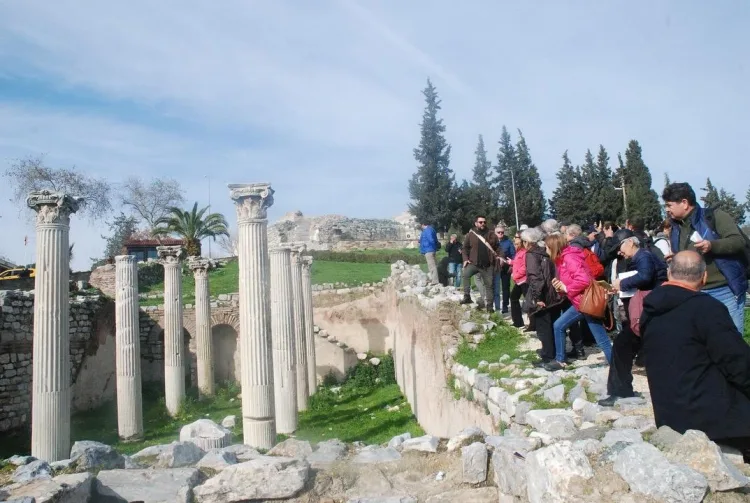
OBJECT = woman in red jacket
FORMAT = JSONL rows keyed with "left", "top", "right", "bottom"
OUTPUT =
{"left": 545, "top": 234, "right": 612, "bottom": 371}
{"left": 508, "top": 232, "right": 528, "bottom": 327}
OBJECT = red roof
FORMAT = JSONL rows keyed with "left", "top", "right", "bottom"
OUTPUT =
{"left": 124, "top": 238, "right": 185, "bottom": 247}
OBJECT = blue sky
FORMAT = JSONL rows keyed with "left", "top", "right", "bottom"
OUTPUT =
{"left": 0, "top": 0, "right": 748, "bottom": 270}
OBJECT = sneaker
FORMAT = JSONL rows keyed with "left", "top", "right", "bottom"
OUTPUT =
{"left": 459, "top": 296, "right": 473, "bottom": 305}
{"left": 566, "top": 348, "right": 587, "bottom": 361}
{"left": 543, "top": 360, "right": 566, "bottom": 371}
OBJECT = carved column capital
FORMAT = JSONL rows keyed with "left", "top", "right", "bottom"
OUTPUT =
{"left": 115, "top": 255, "right": 137, "bottom": 265}
{"left": 156, "top": 245, "right": 185, "bottom": 266}
{"left": 26, "top": 190, "right": 83, "bottom": 226}
{"left": 300, "top": 255, "right": 313, "bottom": 272}
{"left": 188, "top": 257, "right": 212, "bottom": 277}
{"left": 228, "top": 183, "right": 274, "bottom": 222}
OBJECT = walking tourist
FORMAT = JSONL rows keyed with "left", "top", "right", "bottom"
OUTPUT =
{"left": 419, "top": 222, "right": 440, "bottom": 285}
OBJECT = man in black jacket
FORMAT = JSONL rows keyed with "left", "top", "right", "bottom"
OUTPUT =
{"left": 641, "top": 251, "right": 750, "bottom": 458}
{"left": 444, "top": 234, "right": 463, "bottom": 287}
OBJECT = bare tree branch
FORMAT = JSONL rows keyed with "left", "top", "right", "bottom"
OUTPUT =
{"left": 4, "top": 155, "right": 112, "bottom": 221}
{"left": 217, "top": 232, "right": 238, "bottom": 257}
{"left": 119, "top": 176, "right": 186, "bottom": 230}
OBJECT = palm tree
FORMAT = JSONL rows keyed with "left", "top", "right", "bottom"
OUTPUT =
{"left": 153, "top": 202, "right": 229, "bottom": 256}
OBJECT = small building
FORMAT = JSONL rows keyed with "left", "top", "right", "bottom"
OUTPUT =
{"left": 122, "top": 238, "right": 185, "bottom": 262}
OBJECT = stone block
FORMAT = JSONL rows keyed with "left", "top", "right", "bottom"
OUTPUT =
{"left": 462, "top": 442, "right": 488, "bottom": 484}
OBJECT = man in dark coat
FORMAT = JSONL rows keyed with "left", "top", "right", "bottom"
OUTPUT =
{"left": 641, "top": 251, "right": 750, "bottom": 457}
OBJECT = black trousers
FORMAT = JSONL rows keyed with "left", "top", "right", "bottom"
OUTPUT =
{"left": 510, "top": 283, "right": 528, "bottom": 327}
{"left": 535, "top": 305, "right": 561, "bottom": 361}
{"left": 607, "top": 322, "right": 641, "bottom": 398}
{"left": 498, "top": 270, "right": 511, "bottom": 311}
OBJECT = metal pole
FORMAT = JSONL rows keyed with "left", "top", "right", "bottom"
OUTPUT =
{"left": 207, "top": 175, "right": 212, "bottom": 258}
{"left": 510, "top": 167, "right": 519, "bottom": 229}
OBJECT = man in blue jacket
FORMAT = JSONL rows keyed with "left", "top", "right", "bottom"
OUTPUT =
{"left": 419, "top": 222, "right": 440, "bottom": 285}
{"left": 493, "top": 225, "right": 516, "bottom": 313}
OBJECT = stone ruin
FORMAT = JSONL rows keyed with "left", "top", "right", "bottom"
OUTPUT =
{"left": 267, "top": 209, "right": 421, "bottom": 250}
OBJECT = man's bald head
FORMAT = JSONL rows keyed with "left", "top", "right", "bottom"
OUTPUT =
{"left": 668, "top": 251, "right": 707, "bottom": 288}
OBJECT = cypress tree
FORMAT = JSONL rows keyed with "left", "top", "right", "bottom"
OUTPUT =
{"left": 513, "top": 130, "right": 546, "bottom": 226}
{"left": 549, "top": 151, "right": 588, "bottom": 224}
{"left": 616, "top": 140, "right": 662, "bottom": 228}
{"left": 701, "top": 178, "right": 721, "bottom": 209}
{"left": 594, "top": 146, "right": 622, "bottom": 222}
{"left": 408, "top": 79, "right": 456, "bottom": 231}
{"left": 492, "top": 126, "right": 517, "bottom": 226}
{"left": 702, "top": 179, "right": 746, "bottom": 224}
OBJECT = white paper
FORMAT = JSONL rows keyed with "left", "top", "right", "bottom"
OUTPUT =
{"left": 690, "top": 230, "right": 703, "bottom": 243}
{"left": 618, "top": 270, "right": 638, "bottom": 298}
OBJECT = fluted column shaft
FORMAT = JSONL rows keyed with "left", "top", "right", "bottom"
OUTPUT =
{"left": 270, "top": 248, "right": 297, "bottom": 433}
{"left": 190, "top": 258, "right": 214, "bottom": 398}
{"left": 158, "top": 245, "right": 186, "bottom": 417}
{"left": 28, "top": 191, "right": 82, "bottom": 462}
{"left": 290, "top": 250, "right": 309, "bottom": 411}
{"left": 230, "top": 183, "right": 276, "bottom": 449}
{"left": 115, "top": 255, "right": 144, "bottom": 440}
{"left": 301, "top": 256, "right": 318, "bottom": 396}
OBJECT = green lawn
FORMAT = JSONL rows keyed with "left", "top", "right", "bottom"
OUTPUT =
{"left": 453, "top": 317, "right": 529, "bottom": 369}
{"left": 139, "top": 258, "right": 392, "bottom": 305}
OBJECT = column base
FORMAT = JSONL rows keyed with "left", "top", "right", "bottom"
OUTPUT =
{"left": 31, "top": 390, "right": 70, "bottom": 462}
{"left": 164, "top": 365, "right": 186, "bottom": 417}
{"left": 242, "top": 418, "right": 276, "bottom": 450}
{"left": 118, "top": 433, "right": 145, "bottom": 443}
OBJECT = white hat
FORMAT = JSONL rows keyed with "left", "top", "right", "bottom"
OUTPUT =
{"left": 519, "top": 224, "right": 529, "bottom": 230}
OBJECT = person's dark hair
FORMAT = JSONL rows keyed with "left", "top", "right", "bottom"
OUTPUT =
{"left": 669, "top": 251, "right": 706, "bottom": 283}
{"left": 628, "top": 216, "right": 645, "bottom": 232}
{"left": 662, "top": 182, "right": 697, "bottom": 206}
{"left": 661, "top": 219, "right": 672, "bottom": 232}
{"left": 603, "top": 221, "right": 618, "bottom": 231}
{"left": 475, "top": 215, "right": 486, "bottom": 222}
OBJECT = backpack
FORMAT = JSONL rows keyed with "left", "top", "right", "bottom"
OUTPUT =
{"left": 582, "top": 248, "right": 605, "bottom": 280}
{"left": 628, "top": 289, "right": 651, "bottom": 337}
{"left": 642, "top": 236, "right": 666, "bottom": 263}
{"left": 703, "top": 208, "right": 750, "bottom": 278}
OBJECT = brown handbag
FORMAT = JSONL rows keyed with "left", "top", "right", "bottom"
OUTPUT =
{"left": 578, "top": 280, "right": 608, "bottom": 319}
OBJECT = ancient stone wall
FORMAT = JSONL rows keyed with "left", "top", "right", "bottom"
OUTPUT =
{"left": 0, "top": 290, "right": 114, "bottom": 432}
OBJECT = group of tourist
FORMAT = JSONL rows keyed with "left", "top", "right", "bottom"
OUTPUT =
{"left": 420, "top": 181, "right": 750, "bottom": 460}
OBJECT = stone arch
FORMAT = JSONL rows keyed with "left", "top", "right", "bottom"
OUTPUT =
{"left": 212, "top": 324, "right": 239, "bottom": 385}
{"left": 210, "top": 310, "right": 240, "bottom": 332}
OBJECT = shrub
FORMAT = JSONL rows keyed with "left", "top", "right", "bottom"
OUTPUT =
{"left": 376, "top": 352, "right": 396, "bottom": 385}
{"left": 138, "top": 262, "right": 165, "bottom": 289}
{"left": 321, "top": 370, "right": 339, "bottom": 387}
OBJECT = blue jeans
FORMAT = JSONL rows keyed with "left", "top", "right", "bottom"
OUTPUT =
{"left": 704, "top": 285, "right": 746, "bottom": 334}
{"left": 493, "top": 271, "right": 511, "bottom": 311}
{"left": 553, "top": 305, "right": 612, "bottom": 364}
{"left": 448, "top": 262, "right": 461, "bottom": 287}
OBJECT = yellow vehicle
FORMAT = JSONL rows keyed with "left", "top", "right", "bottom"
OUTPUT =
{"left": 0, "top": 268, "right": 36, "bottom": 280}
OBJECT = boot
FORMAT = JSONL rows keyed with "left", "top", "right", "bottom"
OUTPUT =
{"left": 566, "top": 341, "right": 586, "bottom": 360}
{"left": 487, "top": 305, "right": 495, "bottom": 314}
{"left": 460, "top": 295, "right": 473, "bottom": 305}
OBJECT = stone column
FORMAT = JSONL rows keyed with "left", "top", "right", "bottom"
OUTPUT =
{"left": 300, "top": 255, "right": 318, "bottom": 396}
{"left": 229, "top": 183, "right": 276, "bottom": 448}
{"left": 27, "top": 190, "right": 82, "bottom": 462}
{"left": 157, "top": 245, "right": 186, "bottom": 417}
{"left": 115, "top": 255, "right": 144, "bottom": 441}
{"left": 289, "top": 248, "right": 309, "bottom": 411}
{"left": 269, "top": 247, "right": 297, "bottom": 434}
{"left": 189, "top": 257, "right": 214, "bottom": 398}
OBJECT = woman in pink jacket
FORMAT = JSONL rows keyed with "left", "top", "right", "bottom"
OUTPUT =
{"left": 509, "top": 232, "right": 527, "bottom": 328}
{"left": 544, "top": 234, "right": 612, "bottom": 371}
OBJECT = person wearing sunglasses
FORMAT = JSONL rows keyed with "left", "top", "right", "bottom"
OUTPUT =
{"left": 460, "top": 215, "right": 498, "bottom": 310}
{"left": 493, "top": 225, "right": 516, "bottom": 314}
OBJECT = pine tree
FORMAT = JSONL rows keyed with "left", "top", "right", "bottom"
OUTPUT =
{"left": 701, "top": 178, "right": 721, "bottom": 209}
{"left": 513, "top": 130, "right": 546, "bottom": 226}
{"left": 549, "top": 151, "right": 589, "bottom": 224}
{"left": 408, "top": 79, "right": 456, "bottom": 231}
{"left": 664, "top": 173, "right": 671, "bottom": 189}
{"left": 492, "top": 126, "right": 517, "bottom": 226}
{"left": 616, "top": 140, "right": 662, "bottom": 228}
{"left": 702, "top": 179, "right": 746, "bottom": 225}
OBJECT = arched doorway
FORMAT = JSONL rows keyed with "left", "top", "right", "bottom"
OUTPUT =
{"left": 212, "top": 324, "right": 239, "bottom": 385}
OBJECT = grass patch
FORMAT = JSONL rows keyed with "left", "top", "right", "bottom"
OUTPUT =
{"left": 519, "top": 392, "right": 558, "bottom": 410}
{"left": 311, "top": 261, "right": 390, "bottom": 286}
{"left": 454, "top": 320, "right": 524, "bottom": 369}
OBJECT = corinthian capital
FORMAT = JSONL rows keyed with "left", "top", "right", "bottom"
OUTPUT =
{"left": 157, "top": 245, "right": 185, "bottom": 266}
{"left": 188, "top": 257, "right": 212, "bottom": 277}
{"left": 26, "top": 190, "right": 83, "bottom": 225}
{"left": 300, "top": 255, "right": 313, "bottom": 272}
{"left": 228, "top": 183, "right": 274, "bottom": 221}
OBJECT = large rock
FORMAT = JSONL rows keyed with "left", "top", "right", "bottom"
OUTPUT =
{"left": 525, "top": 409, "right": 578, "bottom": 440}
{"left": 221, "top": 415, "right": 236, "bottom": 429}
{"left": 307, "top": 439, "right": 348, "bottom": 468}
{"left": 462, "top": 442, "right": 488, "bottom": 484}
{"left": 425, "top": 487, "right": 498, "bottom": 503}
{"left": 491, "top": 443, "right": 531, "bottom": 498}
{"left": 196, "top": 449, "right": 238, "bottom": 471}
{"left": 221, "top": 444, "right": 261, "bottom": 462}
{"left": 352, "top": 446, "right": 401, "bottom": 464}
{"left": 70, "top": 440, "right": 125, "bottom": 471}
{"left": 613, "top": 442, "right": 708, "bottom": 503}
{"left": 543, "top": 384, "right": 565, "bottom": 403}
{"left": 268, "top": 438, "right": 313, "bottom": 459}
{"left": 12, "top": 460, "right": 52, "bottom": 484}
{"left": 3, "top": 472, "right": 93, "bottom": 503}
{"left": 649, "top": 425, "right": 682, "bottom": 450}
{"left": 446, "top": 427, "right": 485, "bottom": 452}
{"left": 95, "top": 468, "right": 205, "bottom": 503}
{"left": 156, "top": 442, "right": 206, "bottom": 468}
{"left": 131, "top": 444, "right": 171, "bottom": 462}
{"left": 666, "top": 429, "right": 750, "bottom": 492}
{"left": 401, "top": 435, "right": 439, "bottom": 453}
{"left": 612, "top": 415, "right": 656, "bottom": 433}
{"left": 388, "top": 433, "right": 412, "bottom": 450}
{"left": 526, "top": 442, "right": 594, "bottom": 503}
{"left": 193, "top": 457, "right": 309, "bottom": 503}
{"left": 602, "top": 429, "right": 642, "bottom": 447}
{"left": 5, "top": 455, "right": 35, "bottom": 467}
{"left": 179, "top": 419, "right": 232, "bottom": 450}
